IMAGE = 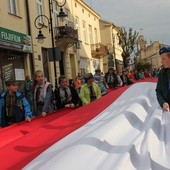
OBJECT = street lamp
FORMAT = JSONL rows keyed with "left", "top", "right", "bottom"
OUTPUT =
{"left": 34, "top": 14, "right": 50, "bottom": 44}
{"left": 34, "top": 0, "right": 67, "bottom": 89}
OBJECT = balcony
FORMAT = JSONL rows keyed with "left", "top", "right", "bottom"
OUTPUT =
{"left": 55, "top": 22, "right": 79, "bottom": 51}
{"left": 91, "top": 43, "right": 108, "bottom": 58}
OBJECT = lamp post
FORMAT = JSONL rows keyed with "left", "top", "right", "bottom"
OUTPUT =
{"left": 106, "top": 43, "right": 115, "bottom": 69}
{"left": 34, "top": 0, "right": 67, "bottom": 89}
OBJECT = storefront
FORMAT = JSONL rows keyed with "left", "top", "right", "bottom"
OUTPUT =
{"left": 0, "top": 27, "right": 32, "bottom": 91}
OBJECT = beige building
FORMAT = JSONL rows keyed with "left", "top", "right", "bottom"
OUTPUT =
{"left": 100, "top": 20, "right": 123, "bottom": 73}
{"left": 32, "top": 0, "right": 108, "bottom": 84}
{"left": 137, "top": 35, "right": 162, "bottom": 69}
{"left": 0, "top": 0, "right": 119, "bottom": 90}
{"left": 70, "top": 0, "right": 108, "bottom": 76}
{"left": 0, "top": 0, "right": 33, "bottom": 90}
{"left": 31, "top": 0, "right": 109, "bottom": 82}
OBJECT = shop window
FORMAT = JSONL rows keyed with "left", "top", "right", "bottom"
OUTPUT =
{"left": 0, "top": 50, "right": 25, "bottom": 91}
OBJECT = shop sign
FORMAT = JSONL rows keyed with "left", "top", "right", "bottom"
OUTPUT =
{"left": 2, "top": 64, "right": 14, "bottom": 81}
{"left": 0, "top": 27, "right": 32, "bottom": 53}
{"left": 15, "top": 69, "right": 25, "bottom": 80}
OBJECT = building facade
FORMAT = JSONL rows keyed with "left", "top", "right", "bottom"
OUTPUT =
{"left": 28, "top": 0, "right": 106, "bottom": 85}
{"left": 0, "top": 0, "right": 121, "bottom": 90}
{"left": 72, "top": 0, "right": 108, "bottom": 76}
{"left": 100, "top": 20, "right": 123, "bottom": 73}
{"left": 0, "top": 0, "right": 33, "bottom": 91}
{"left": 137, "top": 35, "right": 163, "bottom": 69}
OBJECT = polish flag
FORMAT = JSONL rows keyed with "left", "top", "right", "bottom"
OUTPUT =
{"left": 1, "top": 78, "right": 169, "bottom": 170}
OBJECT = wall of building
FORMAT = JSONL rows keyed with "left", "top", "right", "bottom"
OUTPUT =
{"left": 72, "top": 0, "right": 102, "bottom": 75}
{"left": 0, "top": 0, "right": 33, "bottom": 90}
{"left": 27, "top": 0, "right": 56, "bottom": 84}
{"left": 139, "top": 41, "right": 162, "bottom": 69}
{"left": 0, "top": 0, "right": 124, "bottom": 89}
{"left": 100, "top": 20, "right": 123, "bottom": 73}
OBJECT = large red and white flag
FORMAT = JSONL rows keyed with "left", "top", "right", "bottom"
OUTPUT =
{"left": 1, "top": 80, "right": 170, "bottom": 170}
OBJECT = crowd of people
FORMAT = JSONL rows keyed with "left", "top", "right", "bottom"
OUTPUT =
{"left": 0, "top": 66, "right": 159, "bottom": 128}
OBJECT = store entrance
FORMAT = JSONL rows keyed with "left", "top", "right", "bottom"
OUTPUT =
{"left": 0, "top": 49, "right": 25, "bottom": 92}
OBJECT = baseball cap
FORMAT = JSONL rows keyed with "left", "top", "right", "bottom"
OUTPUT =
{"left": 159, "top": 47, "right": 170, "bottom": 55}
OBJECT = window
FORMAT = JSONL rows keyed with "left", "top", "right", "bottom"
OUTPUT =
{"left": 8, "top": 0, "right": 17, "bottom": 15}
{"left": 37, "top": 0, "right": 43, "bottom": 22}
{"left": 94, "top": 28, "right": 98, "bottom": 44}
{"left": 83, "top": 21, "right": 87, "bottom": 43}
{"left": 75, "top": 17, "right": 80, "bottom": 40}
{"left": 80, "top": 58, "right": 88, "bottom": 76}
{"left": 89, "top": 25, "right": 93, "bottom": 45}
{"left": 53, "top": 1, "right": 59, "bottom": 27}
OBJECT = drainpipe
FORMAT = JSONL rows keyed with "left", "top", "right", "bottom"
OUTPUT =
{"left": 25, "top": 0, "right": 35, "bottom": 76}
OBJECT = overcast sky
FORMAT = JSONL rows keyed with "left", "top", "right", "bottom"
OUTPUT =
{"left": 84, "top": 0, "right": 170, "bottom": 46}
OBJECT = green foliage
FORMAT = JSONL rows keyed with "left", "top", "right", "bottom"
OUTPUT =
{"left": 136, "top": 59, "right": 152, "bottom": 71}
{"left": 118, "top": 27, "right": 138, "bottom": 68}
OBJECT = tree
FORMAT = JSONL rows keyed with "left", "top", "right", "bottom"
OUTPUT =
{"left": 118, "top": 27, "right": 138, "bottom": 68}
{"left": 136, "top": 59, "right": 152, "bottom": 71}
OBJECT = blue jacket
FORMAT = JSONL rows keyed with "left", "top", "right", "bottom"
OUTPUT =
{"left": 0, "top": 91, "right": 32, "bottom": 127}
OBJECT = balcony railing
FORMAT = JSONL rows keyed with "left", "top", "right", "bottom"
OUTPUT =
{"left": 55, "top": 21, "right": 79, "bottom": 50}
{"left": 91, "top": 43, "right": 109, "bottom": 58}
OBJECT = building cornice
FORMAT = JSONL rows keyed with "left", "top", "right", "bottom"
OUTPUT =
{"left": 100, "top": 19, "right": 122, "bottom": 33}
{"left": 77, "top": 0, "right": 100, "bottom": 19}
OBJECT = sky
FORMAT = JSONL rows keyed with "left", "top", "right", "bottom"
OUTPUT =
{"left": 83, "top": 0, "right": 170, "bottom": 46}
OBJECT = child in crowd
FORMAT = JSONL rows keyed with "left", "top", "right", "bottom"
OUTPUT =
{"left": 80, "top": 73, "right": 101, "bottom": 105}
{"left": 120, "top": 69, "right": 133, "bottom": 86}
{"left": 156, "top": 47, "right": 170, "bottom": 111}
{"left": 23, "top": 75, "right": 33, "bottom": 107}
{"left": 104, "top": 67, "right": 119, "bottom": 88}
{"left": 33, "top": 70, "right": 54, "bottom": 116}
{"left": 73, "top": 75, "right": 83, "bottom": 96}
{"left": 55, "top": 75, "right": 81, "bottom": 109}
{"left": 138, "top": 70, "right": 144, "bottom": 79}
{"left": 94, "top": 69, "right": 108, "bottom": 95}
{"left": 0, "top": 79, "right": 32, "bottom": 127}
